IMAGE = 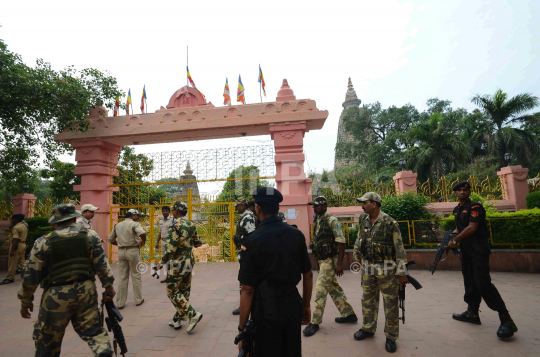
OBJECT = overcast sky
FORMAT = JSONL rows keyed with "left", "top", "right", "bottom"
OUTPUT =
{"left": 2, "top": 0, "right": 539, "bottom": 193}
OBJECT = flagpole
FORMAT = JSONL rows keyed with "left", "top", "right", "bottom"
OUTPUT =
{"left": 187, "top": 46, "right": 189, "bottom": 86}
{"left": 260, "top": 82, "right": 262, "bottom": 103}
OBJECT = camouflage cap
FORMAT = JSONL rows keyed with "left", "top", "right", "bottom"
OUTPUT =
{"left": 49, "top": 204, "right": 82, "bottom": 224}
{"left": 172, "top": 201, "right": 188, "bottom": 211}
{"left": 356, "top": 192, "right": 382, "bottom": 203}
{"left": 308, "top": 196, "right": 328, "bottom": 206}
{"left": 233, "top": 197, "right": 249, "bottom": 207}
{"left": 452, "top": 181, "right": 471, "bottom": 191}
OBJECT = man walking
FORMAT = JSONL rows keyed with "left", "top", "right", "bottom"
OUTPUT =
{"left": 448, "top": 182, "right": 518, "bottom": 339}
{"left": 303, "top": 196, "right": 357, "bottom": 337}
{"left": 160, "top": 201, "right": 204, "bottom": 332}
{"left": 108, "top": 209, "right": 146, "bottom": 309}
{"left": 352, "top": 192, "right": 408, "bottom": 353}
{"left": 155, "top": 206, "right": 174, "bottom": 283}
{"left": 18, "top": 204, "right": 116, "bottom": 356}
{"left": 232, "top": 197, "right": 257, "bottom": 315}
{"left": 76, "top": 204, "right": 99, "bottom": 230}
{"left": 0, "top": 214, "right": 28, "bottom": 285}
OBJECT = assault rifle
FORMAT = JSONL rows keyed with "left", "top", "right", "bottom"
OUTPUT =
{"left": 101, "top": 292, "right": 128, "bottom": 356}
{"left": 431, "top": 230, "right": 460, "bottom": 274}
{"left": 399, "top": 260, "right": 423, "bottom": 324}
{"left": 234, "top": 320, "right": 256, "bottom": 357}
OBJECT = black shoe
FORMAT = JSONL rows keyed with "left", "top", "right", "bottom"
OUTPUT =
{"left": 452, "top": 310, "right": 481, "bottom": 325}
{"left": 232, "top": 308, "right": 240, "bottom": 315}
{"left": 303, "top": 323, "right": 319, "bottom": 337}
{"left": 497, "top": 321, "right": 518, "bottom": 339}
{"left": 335, "top": 313, "right": 358, "bottom": 323}
{"left": 353, "top": 329, "right": 374, "bottom": 341}
{"left": 385, "top": 338, "right": 397, "bottom": 353}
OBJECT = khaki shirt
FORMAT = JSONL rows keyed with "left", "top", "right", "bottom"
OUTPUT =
{"left": 12, "top": 222, "right": 28, "bottom": 243}
{"left": 158, "top": 216, "right": 175, "bottom": 240}
{"left": 108, "top": 218, "right": 146, "bottom": 247}
{"left": 76, "top": 217, "right": 92, "bottom": 230}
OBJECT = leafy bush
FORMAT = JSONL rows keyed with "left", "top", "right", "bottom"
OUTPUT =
{"left": 25, "top": 217, "right": 53, "bottom": 255}
{"left": 526, "top": 191, "right": 540, "bottom": 209}
{"left": 25, "top": 217, "right": 50, "bottom": 231}
{"left": 381, "top": 192, "right": 432, "bottom": 221}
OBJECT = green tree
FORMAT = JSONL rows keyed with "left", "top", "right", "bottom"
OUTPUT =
{"left": 406, "top": 112, "right": 470, "bottom": 180}
{"left": 218, "top": 165, "right": 270, "bottom": 202}
{"left": 0, "top": 39, "right": 123, "bottom": 196}
{"left": 471, "top": 89, "right": 539, "bottom": 167}
{"left": 41, "top": 160, "right": 81, "bottom": 201}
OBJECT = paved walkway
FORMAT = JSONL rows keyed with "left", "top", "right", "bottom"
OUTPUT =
{"left": 0, "top": 263, "right": 539, "bottom": 357}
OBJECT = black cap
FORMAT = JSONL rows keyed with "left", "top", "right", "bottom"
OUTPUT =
{"left": 252, "top": 187, "right": 283, "bottom": 204}
{"left": 12, "top": 213, "right": 25, "bottom": 221}
{"left": 452, "top": 181, "right": 471, "bottom": 191}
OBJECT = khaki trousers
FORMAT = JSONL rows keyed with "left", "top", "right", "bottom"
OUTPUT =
{"left": 116, "top": 247, "right": 144, "bottom": 307}
{"left": 6, "top": 243, "right": 26, "bottom": 281}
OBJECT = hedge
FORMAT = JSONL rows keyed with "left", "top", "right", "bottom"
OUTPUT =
{"left": 526, "top": 191, "right": 540, "bottom": 209}
{"left": 25, "top": 218, "right": 53, "bottom": 255}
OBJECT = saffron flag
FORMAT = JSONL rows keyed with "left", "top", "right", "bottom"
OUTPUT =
{"left": 126, "top": 89, "right": 132, "bottom": 115}
{"left": 258, "top": 65, "right": 266, "bottom": 97}
{"left": 223, "top": 78, "right": 231, "bottom": 106}
{"left": 114, "top": 96, "right": 120, "bottom": 116}
{"left": 237, "top": 75, "right": 245, "bottom": 104}
{"left": 186, "top": 66, "right": 207, "bottom": 102}
{"left": 140, "top": 85, "right": 146, "bottom": 113}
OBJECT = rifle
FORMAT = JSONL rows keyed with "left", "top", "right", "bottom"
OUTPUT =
{"left": 101, "top": 292, "right": 128, "bottom": 356}
{"left": 399, "top": 260, "right": 422, "bottom": 324}
{"left": 431, "top": 230, "right": 460, "bottom": 275}
{"left": 234, "top": 320, "right": 256, "bottom": 357}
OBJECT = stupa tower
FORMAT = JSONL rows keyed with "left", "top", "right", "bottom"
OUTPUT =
{"left": 334, "top": 78, "right": 363, "bottom": 169}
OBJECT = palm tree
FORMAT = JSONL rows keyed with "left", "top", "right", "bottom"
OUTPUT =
{"left": 405, "top": 112, "right": 470, "bottom": 180}
{"left": 471, "top": 89, "right": 539, "bottom": 167}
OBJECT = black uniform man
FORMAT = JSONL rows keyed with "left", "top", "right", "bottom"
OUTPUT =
{"left": 237, "top": 187, "right": 313, "bottom": 357}
{"left": 447, "top": 181, "right": 518, "bottom": 339}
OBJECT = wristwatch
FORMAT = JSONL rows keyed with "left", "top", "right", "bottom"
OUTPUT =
{"left": 238, "top": 326, "right": 243, "bottom": 332}
{"left": 452, "top": 239, "right": 458, "bottom": 245}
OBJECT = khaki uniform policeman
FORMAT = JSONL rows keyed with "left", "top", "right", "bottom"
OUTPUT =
{"left": 303, "top": 196, "right": 357, "bottom": 337}
{"left": 155, "top": 206, "right": 174, "bottom": 283}
{"left": 108, "top": 209, "right": 146, "bottom": 309}
{"left": 232, "top": 198, "right": 257, "bottom": 315}
{"left": 1, "top": 213, "right": 28, "bottom": 285}
{"left": 160, "top": 201, "right": 204, "bottom": 332}
{"left": 352, "top": 192, "right": 408, "bottom": 353}
{"left": 18, "top": 204, "right": 116, "bottom": 357}
{"left": 76, "top": 204, "right": 99, "bottom": 230}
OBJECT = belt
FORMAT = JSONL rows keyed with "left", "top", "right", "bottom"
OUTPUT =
{"left": 48, "top": 276, "right": 91, "bottom": 288}
{"left": 119, "top": 245, "right": 140, "bottom": 249}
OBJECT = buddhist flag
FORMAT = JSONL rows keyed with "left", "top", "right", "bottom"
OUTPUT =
{"left": 258, "top": 65, "right": 266, "bottom": 97}
{"left": 223, "top": 78, "right": 231, "bottom": 106}
{"left": 114, "top": 96, "right": 120, "bottom": 116}
{"left": 140, "top": 85, "right": 147, "bottom": 113}
{"left": 237, "top": 75, "right": 245, "bottom": 104}
{"left": 126, "top": 89, "right": 132, "bottom": 115}
{"left": 186, "top": 66, "right": 207, "bottom": 102}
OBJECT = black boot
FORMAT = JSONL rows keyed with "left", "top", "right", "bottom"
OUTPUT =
{"left": 353, "top": 329, "right": 374, "bottom": 341}
{"left": 497, "top": 311, "right": 518, "bottom": 339}
{"left": 232, "top": 308, "right": 240, "bottom": 315}
{"left": 335, "top": 313, "right": 358, "bottom": 323}
{"left": 385, "top": 338, "right": 397, "bottom": 353}
{"left": 452, "top": 310, "right": 481, "bottom": 325}
{"left": 303, "top": 323, "right": 319, "bottom": 337}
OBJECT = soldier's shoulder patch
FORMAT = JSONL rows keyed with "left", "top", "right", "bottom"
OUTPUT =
{"left": 471, "top": 211, "right": 479, "bottom": 217}
{"left": 471, "top": 205, "right": 480, "bottom": 209}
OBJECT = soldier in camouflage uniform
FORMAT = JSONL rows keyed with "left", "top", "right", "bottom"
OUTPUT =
{"left": 352, "top": 192, "right": 408, "bottom": 353}
{"left": 303, "top": 196, "right": 357, "bottom": 337}
{"left": 160, "top": 201, "right": 204, "bottom": 333}
{"left": 232, "top": 198, "right": 257, "bottom": 315}
{"left": 18, "top": 204, "right": 116, "bottom": 357}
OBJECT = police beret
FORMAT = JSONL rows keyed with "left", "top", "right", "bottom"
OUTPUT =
{"left": 452, "top": 181, "right": 471, "bottom": 191}
{"left": 12, "top": 213, "right": 25, "bottom": 221}
{"left": 252, "top": 187, "right": 283, "bottom": 204}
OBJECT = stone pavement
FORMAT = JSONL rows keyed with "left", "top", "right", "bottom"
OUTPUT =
{"left": 0, "top": 263, "right": 539, "bottom": 357}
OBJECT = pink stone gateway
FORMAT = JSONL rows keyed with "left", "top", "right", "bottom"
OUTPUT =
{"left": 54, "top": 80, "right": 329, "bottom": 251}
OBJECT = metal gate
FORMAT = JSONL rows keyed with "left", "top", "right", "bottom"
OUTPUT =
{"left": 109, "top": 190, "right": 238, "bottom": 264}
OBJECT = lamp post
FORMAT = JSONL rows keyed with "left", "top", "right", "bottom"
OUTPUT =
{"left": 399, "top": 158, "right": 406, "bottom": 172}
{"left": 23, "top": 182, "right": 29, "bottom": 193}
{"left": 504, "top": 152, "right": 512, "bottom": 167}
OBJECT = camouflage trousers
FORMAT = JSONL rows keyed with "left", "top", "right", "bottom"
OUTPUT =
{"left": 311, "top": 256, "right": 355, "bottom": 325}
{"left": 166, "top": 263, "right": 197, "bottom": 321}
{"left": 362, "top": 269, "right": 399, "bottom": 340}
{"left": 33, "top": 280, "right": 112, "bottom": 357}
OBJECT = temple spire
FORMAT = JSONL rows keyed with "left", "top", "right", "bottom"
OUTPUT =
{"left": 184, "top": 161, "right": 193, "bottom": 175}
{"left": 342, "top": 77, "right": 361, "bottom": 109}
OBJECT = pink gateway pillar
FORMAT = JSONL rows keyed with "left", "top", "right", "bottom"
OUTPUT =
{"left": 272, "top": 80, "right": 314, "bottom": 235}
